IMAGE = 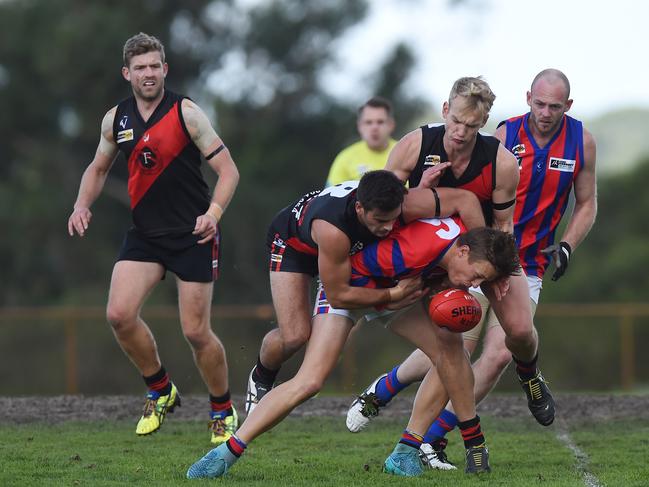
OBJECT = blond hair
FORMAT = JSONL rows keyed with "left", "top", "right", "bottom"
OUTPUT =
{"left": 448, "top": 76, "right": 496, "bottom": 119}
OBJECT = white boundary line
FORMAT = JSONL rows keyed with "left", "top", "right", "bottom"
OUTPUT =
{"left": 555, "top": 421, "right": 602, "bottom": 487}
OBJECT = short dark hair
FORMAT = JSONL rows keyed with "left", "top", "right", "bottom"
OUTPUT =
{"left": 123, "top": 32, "right": 165, "bottom": 67}
{"left": 358, "top": 96, "right": 393, "bottom": 118}
{"left": 356, "top": 170, "right": 406, "bottom": 212}
{"left": 457, "top": 227, "right": 521, "bottom": 279}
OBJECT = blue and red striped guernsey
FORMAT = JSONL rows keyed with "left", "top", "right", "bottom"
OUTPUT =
{"left": 502, "top": 113, "right": 584, "bottom": 278}
{"left": 349, "top": 216, "right": 466, "bottom": 288}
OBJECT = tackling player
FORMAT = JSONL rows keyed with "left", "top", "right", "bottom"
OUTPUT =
{"left": 186, "top": 204, "right": 520, "bottom": 478}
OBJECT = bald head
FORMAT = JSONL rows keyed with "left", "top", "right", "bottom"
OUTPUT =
{"left": 531, "top": 69, "right": 570, "bottom": 100}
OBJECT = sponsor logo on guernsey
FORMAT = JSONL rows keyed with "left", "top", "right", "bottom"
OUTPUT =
{"left": 143, "top": 133, "right": 150, "bottom": 142}
{"left": 548, "top": 157, "right": 576, "bottom": 172}
{"left": 272, "top": 237, "right": 286, "bottom": 248}
{"left": 424, "top": 155, "right": 441, "bottom": 166}
{"left": 271, "top": 254, "right": 283, "bottom": 263}
{"left": 116, "top": 129, "right": 134, "bottom": 144}
{"left": 349, "top": 241, "right": 364, "bottom": 255}
{"left": 119, "top": 115, "right": 128, "bottom": 129}
{"left": 212, "top": 259, "right": 218, "bottom": 269}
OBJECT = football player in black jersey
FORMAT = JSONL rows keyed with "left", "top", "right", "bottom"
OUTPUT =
{"left": 68, "top": 33, "right": 240, "bottom": 445}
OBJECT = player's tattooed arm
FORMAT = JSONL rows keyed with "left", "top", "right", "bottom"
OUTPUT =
{"left": 182, "top": 99, "right": 239, "bottom": 239}
{"left": 68, "top": 107, "right": 118, "bottom": 237}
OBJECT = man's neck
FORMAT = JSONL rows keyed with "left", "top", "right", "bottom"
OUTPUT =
{"left": 135, "top": 89, "right": 165, "bottom": 121}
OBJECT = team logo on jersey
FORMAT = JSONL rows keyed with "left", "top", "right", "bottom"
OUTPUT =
{"left": 116, "top": 129, "right": 134, "bottom": 144}
{"left": 424, "top": 155, "right": 441, "bottom": 166}
{"left": 119, "top": 115, "right": 128, "bottom": 129}
{"left": 511, "top": 144, "right": 526, "bottom": 169}
{"left": 270, "top": 253, "right": 283, "bottom": 263}
{"left": 143, "top": 133, "right": 150, "bottom": 143}
{"left": 350, "top": 241, "right": 364, "bottom": 255}
{"left": 548, "top": 157, "right": 576, "bottom": 172}
{"left": 272, "top": 236, "right": 286, "bottom": 249}
{"left": 138, "top": 146, "right": 161, "bottom": 174}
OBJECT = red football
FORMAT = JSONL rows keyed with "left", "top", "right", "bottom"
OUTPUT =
{"left": 428, "top": 288, "right": 482, "bottom": 333}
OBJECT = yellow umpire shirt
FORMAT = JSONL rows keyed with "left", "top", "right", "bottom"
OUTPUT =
{"left": 325, "top": 139, "right": 397, "bottom": 186}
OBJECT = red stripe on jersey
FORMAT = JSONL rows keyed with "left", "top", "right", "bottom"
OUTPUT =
{"left": 285, "top": 236, "right": 318, "bottom": 255}
{"left": 127, "top": 101, "right": 191, "bottom": 209}
{"left": 457, "top": 163, "right": 493, "bottom": 202}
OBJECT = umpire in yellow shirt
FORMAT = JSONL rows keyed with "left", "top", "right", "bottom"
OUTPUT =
{"left": 326, "top": 97, "right": 397, "bottom": 186}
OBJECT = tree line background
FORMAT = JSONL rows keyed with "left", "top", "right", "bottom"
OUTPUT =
{"left": 1, "top": 0, "right": 648, "bottom": 393}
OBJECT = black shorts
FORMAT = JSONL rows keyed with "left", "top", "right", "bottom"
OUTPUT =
{"left": 117, "top": 228, "right": 220, "bottom": 282}
{"left": 266, "top": 213, "right": 318, "bottom": 276}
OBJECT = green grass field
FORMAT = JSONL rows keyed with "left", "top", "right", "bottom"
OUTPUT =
{"left": 2, "top": 415, "right": 648, "bottom": 486}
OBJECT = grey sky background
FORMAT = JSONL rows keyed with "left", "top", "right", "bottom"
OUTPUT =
{"left": 324, "top": 0, "right": 648, "bottom": 121}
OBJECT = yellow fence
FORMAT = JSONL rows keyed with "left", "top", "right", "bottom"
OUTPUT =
{"left": 1, "top": 303, "right": 648, "bottom": 394}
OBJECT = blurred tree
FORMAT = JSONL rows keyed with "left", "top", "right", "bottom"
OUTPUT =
{"left": 0, "top": 0, "right": 429, "bottom": 305}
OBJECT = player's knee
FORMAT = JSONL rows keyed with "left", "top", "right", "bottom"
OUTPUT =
{"left": 106, "top": 305, "right": 136, "bottom": 332}
{"left": 504, "top": 325, "right": 535, "bottom": 346}
{"left": 282, "top": 329, "right": 311, "bottom": 354}
{"left": 183, "top": 327, "right": 216, "bottom": 350}
{"left": 484, "top": 345, "right": 512, "bottom": 371}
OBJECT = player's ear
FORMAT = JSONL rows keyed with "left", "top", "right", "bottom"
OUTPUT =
{"left": 122, "top": 66, "right": 130, "bottom": 82}
{"left": 565, "top": 98, "right": 573, "bottom": 112}
{"left": 163, "top": 63, "right": 168, "bottom": 78}
{"left": 526, "top": 91, "right": 532, "bottom": 108}
{"left": 458, "top": 244, "right": 470, "bottom": 258}
{"left": 442, "top": 101, "right": 449, "bottom": 120}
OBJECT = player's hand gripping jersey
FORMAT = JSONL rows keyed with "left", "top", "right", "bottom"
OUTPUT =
{"left": 349, "top": 215, "right": 466, "bottom": 288}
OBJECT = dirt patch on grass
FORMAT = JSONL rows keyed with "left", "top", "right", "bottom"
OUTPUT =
{"left": 1, "top": 393, "right": 648, "bottom": 424}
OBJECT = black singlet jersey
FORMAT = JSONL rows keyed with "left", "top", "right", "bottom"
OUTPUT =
{"left": 409, "top": 124, "right": 500, "bottom": 225}
{"left": 112, "top": 90, "right": 210, "bottom": 237}
{"left": 277, "top": 181, "right": 380, "bottom": 256}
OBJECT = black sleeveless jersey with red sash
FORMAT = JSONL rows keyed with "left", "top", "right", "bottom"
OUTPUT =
{"left": 410, "top": 124, "right": 500, "bottom": 225}
{"left": 112, "top": 90, "right": 210, "bottom": 237}
{"left": 279, "top": 182, "right": 380, "bottom": 256}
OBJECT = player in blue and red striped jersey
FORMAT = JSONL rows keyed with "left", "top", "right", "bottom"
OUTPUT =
{"left": 67, "top": 33, "right": 240, "bottom": 445}
{"left": 187, "top": 208, "right": 521, "bottom": 479}
{"left": 346, "top": 70, "right": 597, "bottom": 472}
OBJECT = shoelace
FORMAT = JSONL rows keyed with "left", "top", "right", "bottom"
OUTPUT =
{"left": 359, "top": 393, "right": 380, "bottom": 418}
{"left": 524, "top": 374, "right": 549, "bottom": 401}
{"left": 141, "top": 397, "right": 158, "bottom": 418}
{"left": 208, "top": 416, "right": 231, "bottom": 435}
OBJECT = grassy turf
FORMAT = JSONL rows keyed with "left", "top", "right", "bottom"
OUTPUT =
{"left": 1, "top": 415, "right": 644, "bottom": 486}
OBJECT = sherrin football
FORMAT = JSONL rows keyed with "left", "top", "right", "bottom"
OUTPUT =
{"left": 428, "top": 288, "right": 482, "bottom": 333}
